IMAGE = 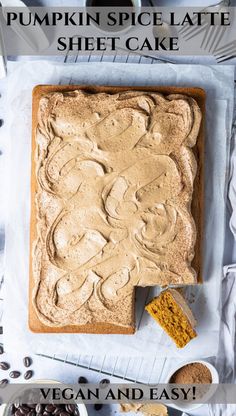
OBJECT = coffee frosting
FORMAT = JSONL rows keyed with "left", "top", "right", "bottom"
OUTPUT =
{"left": 32, "top": 89, "right": 202, "bottom": 328}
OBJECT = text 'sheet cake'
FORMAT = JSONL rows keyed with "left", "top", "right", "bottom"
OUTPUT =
{"left": 29, "top": 86, "right": 203, "bottom": 334}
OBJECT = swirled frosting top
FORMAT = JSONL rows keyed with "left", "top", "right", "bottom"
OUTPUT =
{"left": 32, "top": 89, "right": 202, "bottom": 329}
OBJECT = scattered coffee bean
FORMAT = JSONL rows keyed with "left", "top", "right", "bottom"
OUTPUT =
{"left": 0, "top": 362, "right": 10, "bottom": 370}
{"left": 53, "top": 408, "right": 61, "bottom": 415}
{"left": 59, "top": 412, "right": 70, "bottom": 416}
{"left": 78, "top": 376, "right": 88, "bottom": 384}
{"left": 28, "top": 411, "right": 36, "bottom": 416}
{"left": 35, "top": 404, "right": 43, "bottom": 414}
{"left": 0, "top": 379, "right": 8, "bottom": 388}
{"left": 9, "top": 371, "right": 21, "bottom": 379}
{"left": 14, "top": 400, "right": 20, "bottom": 409}
{"left": 99, "top": 378, "right": 110, "bottom": 387}
{"left": 23, "top": 410, "right": 31, "bottom": 416}
{"left": 65, "top": 405, "right": 75, "bottom": 414}
{"left": 19, "top": 405, "right": 30, "bottom": 414}
{"left": 15, "top": 410, "right": 22, "bottom": 416}
{"left": 23, "top": 357, "right": 32, "bottom": 368}
{"left": 0, "top": 346, "right": 4, "bottom": 355}
{"left": 45, "top": 405, "right": 55, "bottom": 413}
{"left": 94, "top": 404, "right": 103, "bottom": 411}
{"left": 24, "top": 370, "right": 33, "bottom": 380}
{"left": 21, "top": 405, "right": 30, "bottom": 411}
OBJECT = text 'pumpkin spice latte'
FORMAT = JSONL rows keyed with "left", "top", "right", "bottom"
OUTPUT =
{"left": 30, "top": 87, "right": 202, "bottom": 333}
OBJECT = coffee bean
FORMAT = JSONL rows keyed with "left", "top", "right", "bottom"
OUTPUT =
{"left": 9, "top": 371, "right": 21, "bottom": 379}
{"left": 43, "top": 411, "right": 51, "bottom": 416}
{"left": 19, "top": 405, "right": 30, "bottom": 414}
{"left": 15, "top": 410, "right": 23, "bottom": 416}
{"left": 0, "top": 362, "right": 10, "bottom": 370}
{"left": 78, "top": 376, "right": 88, "bottom": 384}
{"left": 0, "top": 346, "right": 4, "bottom": 355}
{"left": 0, "top": 379, "right": 8, "bottom": 388}
{"left": 21, "top": 405, "right": 30, "bottom": 411}
{"left": 65, "top": 405, "right": 76, "bottom": 414}
{"left": 99, "top": 379, "right": 110, "bottom": 387}
{"left": 14, "top": 400, "right": 20, "bottom": 409}
{"left": 35, "top": 404, "right": 43, "bottom": 414}
{"left": 53, "top": 408, "right": 61, "bottom": 415}
{"left": 45, "top": 405, "right": 55, "bottom": 413}
{"left": 29, "top": 411, "right": 36, "bottom": 416}
{"left": 23, "top": 357, "right": 32, "bottom": 368}
{"left": 59, "top": 412, "right": 70, "bottom": 416}
{"left": 94, "top": 404, "right": 103, "bottom": 411}
{"left": 24, "top": 370, "right": 33, "bottom": 380}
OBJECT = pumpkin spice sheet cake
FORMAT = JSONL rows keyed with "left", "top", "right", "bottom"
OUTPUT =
{"left": 29, "top": 86, "right": 203, "bottom": 334}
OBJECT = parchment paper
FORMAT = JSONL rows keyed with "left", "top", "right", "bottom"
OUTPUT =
{"left": 3, "top": 61, "right": 234, "bottom": 358}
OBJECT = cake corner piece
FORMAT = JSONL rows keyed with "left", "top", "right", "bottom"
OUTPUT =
{"left": 145, "top": 289, "right": 197, "bottom": 348}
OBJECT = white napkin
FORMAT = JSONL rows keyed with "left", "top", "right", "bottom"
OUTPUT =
{"left": 207, "top": 117, "right": 236, "bottom": 415}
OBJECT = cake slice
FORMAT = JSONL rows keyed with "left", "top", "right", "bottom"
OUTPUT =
{"left": 145, "top": 289, "right": 197, "bottom": 348}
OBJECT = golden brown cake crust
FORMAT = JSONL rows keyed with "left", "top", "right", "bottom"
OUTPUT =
{"left": 29, "top": 85, "right": 205, "bottom": 334}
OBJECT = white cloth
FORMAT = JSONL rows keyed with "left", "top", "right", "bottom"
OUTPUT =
{"left": 208, "top": 108, "right": 236, "bottom": 415}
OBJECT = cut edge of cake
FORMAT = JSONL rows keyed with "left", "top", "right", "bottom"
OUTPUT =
{"left": 145, "top": 288, "right": 197, "bottom": 348}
